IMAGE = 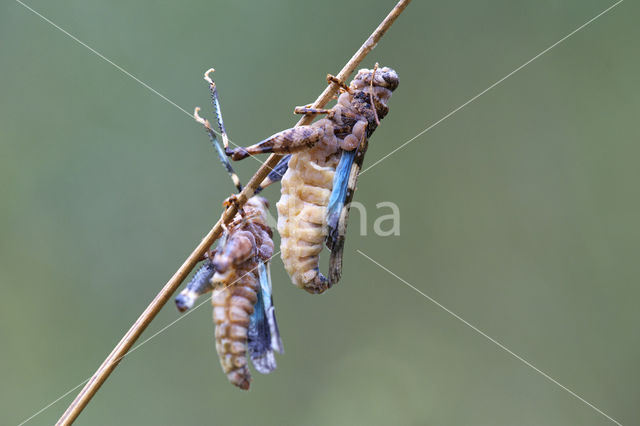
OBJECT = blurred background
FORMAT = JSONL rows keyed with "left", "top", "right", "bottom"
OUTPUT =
{"left": 1, "top": 0, "right": 638, "bottom": 424}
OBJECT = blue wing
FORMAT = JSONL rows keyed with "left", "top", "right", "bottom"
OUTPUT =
{"left": 248, "top": 261, "right": 283, "bottom": 374}
{"left": 325, "top": 139, "right": 369, "bottom": 284}
{"left": 326, "top": 149, "right": 357, "bottom": 248}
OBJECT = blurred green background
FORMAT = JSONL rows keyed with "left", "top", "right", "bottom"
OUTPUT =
{"left": 1, "top": 0, "right": 638, "bottom": 424}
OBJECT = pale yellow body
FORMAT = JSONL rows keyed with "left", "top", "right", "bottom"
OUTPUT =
{"left": 272, "top": 67, "right": 397, "bottom": 293}
{"left": 276, "top": 118, "right": 342, "bottom": 290}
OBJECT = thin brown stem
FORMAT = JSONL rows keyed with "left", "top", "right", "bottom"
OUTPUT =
{"left": 56, "top": 1, "right": 410, "bottom": 424}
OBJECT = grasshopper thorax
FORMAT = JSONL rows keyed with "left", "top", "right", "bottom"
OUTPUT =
{"left": 349, "top": 66, "right": 399, "bottom": 131}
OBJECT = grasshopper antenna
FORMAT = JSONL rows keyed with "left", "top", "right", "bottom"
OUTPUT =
{"left": 194, "top": 107, "right": 243, "bottom": 192}
{"left": 369, "top": 62, "right": 380, "bottom": 126}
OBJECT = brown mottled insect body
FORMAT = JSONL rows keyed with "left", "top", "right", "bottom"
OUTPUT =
{"left": 177, "top": 195, "right": 282, "bottom": 390}
{"left": 210, "top": 197, "right": 276, "bottom": 389}
{"left": 214, "top": 66, "right": 398, "bottom": 294}
{"left": 212, "top": 274, "right": 255, "bottom": 389}
{"left": 235, "top": 67, "right": 398, "bottom": 293}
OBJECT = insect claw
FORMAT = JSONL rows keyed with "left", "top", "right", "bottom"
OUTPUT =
{"left": 193, "top": 107, "right": 207, "bottom": 126}
{"left": 293, "top": 104, "right": 314, "bottom": 114}
{"left": 204, "top": 68, "right": 216, "bottom": 86}
{"left": 194, "top": 106, "right": 221, "bottom": 138}
{"left": 223, "top": 194, "right": 244, "bottom": 215}
{"left": 327, "top": 74, "right": 351, "bottom": 93}
{"left": 223, "top": 194, "right": 237, "bottom": 208}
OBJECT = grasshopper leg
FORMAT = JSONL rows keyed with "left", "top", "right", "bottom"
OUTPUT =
{"left": 256, "top": 155, "right": 291, "bottom": 193}
{"left": 225, "top": 126, "right": 324, "bottom": 161}
{"left": 293, "top": 106, "right": 334, "bottom": 117}
{"left": 326, "top": 74, "right": 351, "bottom": 93}
{"left": 197, "top": 68, "right": 297, "bottom": 193}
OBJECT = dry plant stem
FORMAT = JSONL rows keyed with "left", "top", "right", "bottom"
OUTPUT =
{"left": 56, "top": 1, "right": 410, "bottom": 424}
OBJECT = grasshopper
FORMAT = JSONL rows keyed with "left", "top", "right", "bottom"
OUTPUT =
{"left": 175, "top": 90, "right": 283, "bottom": 390}
{"left": 210, "top": 65, "right": 399, "bottom": 294}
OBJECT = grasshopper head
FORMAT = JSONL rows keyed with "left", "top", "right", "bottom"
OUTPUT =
{"left": 350, "top": 66, "right": 399, "bottom": 92}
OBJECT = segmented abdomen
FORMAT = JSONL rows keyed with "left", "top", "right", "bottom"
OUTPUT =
{"left": 276, "top": 148, "right": 337, "bottom": 293}
{"left": 211, "top": 264, "right": 259, "bottom": 390}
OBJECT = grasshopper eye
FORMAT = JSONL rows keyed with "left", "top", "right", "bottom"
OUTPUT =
{"left": 380, "top": 68, "right": 399, "bottom": 91}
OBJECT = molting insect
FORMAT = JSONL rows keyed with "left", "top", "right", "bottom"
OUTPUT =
{"left": 214, "top": 65, "right": 399, "bottom": 294}
{"left": 175, "top": 90, "right": 283, "bottom": 390}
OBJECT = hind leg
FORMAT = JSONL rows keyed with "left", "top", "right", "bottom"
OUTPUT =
{"left": 256, "top": 155, "right": 291, "bottom": 193}
{"left": 225, "top": 126, "right": 324, "bottom": 161}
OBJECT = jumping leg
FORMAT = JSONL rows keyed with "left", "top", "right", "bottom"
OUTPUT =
{"left": 194, "top": 107, "right": 243, "bottom": 192}
{"left": 256, "top": 155, "right": 290, "bottom": 193}
{"left": 225, "top": 126, "right": 324, "bottom": 161}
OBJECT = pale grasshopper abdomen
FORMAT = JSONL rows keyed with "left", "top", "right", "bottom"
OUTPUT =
{"left": 277, "top": 146, "right": 337, "bottom": 292}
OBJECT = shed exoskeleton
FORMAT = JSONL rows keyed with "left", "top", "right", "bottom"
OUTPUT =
{"left": 175, "top": 100, "right": 282, "bottom": 390}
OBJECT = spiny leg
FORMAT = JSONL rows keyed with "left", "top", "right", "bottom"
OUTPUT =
{"left": 194, "top": 107, "right": 243, "bottom": 192}
{"left": 255, "top": 155, "right": 290, "bottom": 194}
{"left": 203, "top": 68, "right": 284, "bottom": 193}
{"left": 194, "top": 106, "right": 282, "bottom": 194}
{"left": 204, "top": 68, "right": 233, "bottom": 153}
{"left": 206, "top": 68, "right": 269, "bottom": 163}
{"left": 203, "top": 68, "right": 318, "bottom": 191}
